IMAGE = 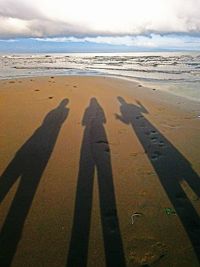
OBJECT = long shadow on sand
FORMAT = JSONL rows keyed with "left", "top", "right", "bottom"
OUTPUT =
{"left": 67, "top": 98, "right": 126, "bottom": 267}
{"left": 0, "top": 99, "right": 69, "bottom": 267}
{"left": 116, "top": 96, "right": 200, "bottom": 262}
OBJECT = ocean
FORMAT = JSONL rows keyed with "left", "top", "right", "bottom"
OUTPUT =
{"left": 0, "top": 52, "right": 200, "bottom": 101}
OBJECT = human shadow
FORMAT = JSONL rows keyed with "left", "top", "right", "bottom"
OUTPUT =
{"left": 0, "top": 99, "right": 69, "bottom": 267}
{"left": 116, "top": 96, "right": 200, "bottom": 262}
{"left": 67, "top": 98, "right": 126, "bottom": 267}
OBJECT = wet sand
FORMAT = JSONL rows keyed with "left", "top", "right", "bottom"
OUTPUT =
{"left": 0, "top": 76, "right": 200, "bottom": 267}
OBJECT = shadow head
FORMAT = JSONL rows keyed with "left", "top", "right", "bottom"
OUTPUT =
{"left": 117, "top": 96, "right": 127, "bottom": 105}
{"left": 88, "top": 97, "right": 106, "bottom": 123}
{"left": 90, "top": 97, "right": 98, "bottom": 106}
{"left": 59, "top": 98, "right": 69, "bottom": 107}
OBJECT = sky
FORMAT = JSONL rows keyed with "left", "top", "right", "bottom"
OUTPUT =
{"left": 0, "top": 0, "right": 200, "bottom": 52}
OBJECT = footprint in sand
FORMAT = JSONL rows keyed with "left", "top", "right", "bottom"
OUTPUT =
{"left": 128, "top": 238, "right": 167, "bottom": 266}
{"left": 150, "top": 136, "right": 158, "bottom": 143}
{"left": 95, "top": 140, "right": 110, "bottom": 153}
{"left": 96, "top": 140, "right": 108, "bottom": 144}
{"left": 136, "top": 115, "right": 144, "bottom": 120}
{"left": 151, "top": 151, "right": 162, "bottom": 161}
{"left": 158, "top": 141, "right": 165, "bottom": 147}
{"left": 149, "top": 131, "right": 158, "bottom": 141}
{"left": 104, "top": 147, "right": 110, "bottom": 153}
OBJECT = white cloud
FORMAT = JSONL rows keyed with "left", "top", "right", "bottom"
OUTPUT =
{"left": 34, "top": 34, "right": 200, "bottom": 50}
{"left": 0, "top": 0, "right": 200, "bottom": 38}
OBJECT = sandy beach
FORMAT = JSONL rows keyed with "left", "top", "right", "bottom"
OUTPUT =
{"left": 0, "top": 76, "right": 200, "bottom": 267}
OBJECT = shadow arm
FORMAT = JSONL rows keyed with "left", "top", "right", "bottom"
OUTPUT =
{"left": 136, "top": 100, "right": 148, "bottom": 114}
{"left": 115, "top": 113, "right": 129, "bottom": 124}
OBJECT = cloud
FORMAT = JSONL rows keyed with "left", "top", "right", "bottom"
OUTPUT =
{"left": 0, "top": 0, "right": 41, "bottom": 20}
{"left": 1, "top": 34, "right": 200, "bottom": 52}
{"left": 34, "top": 34, "right": 200, "bottom": 50}
{"left": 0, "top": 0, "right": 200, "bottom": 39}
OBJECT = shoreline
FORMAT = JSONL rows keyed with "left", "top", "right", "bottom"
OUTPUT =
{"left": 1, "top": 73, "right": 200, "bottom": 105}
{"left": 1, "top": 51, "right": 200, "bottom": 103}
{"left": 2, "top": 73, "right": 200, "bottom": 105}
{"left": 0, "top": 76, "right": 200, "bottom": 267}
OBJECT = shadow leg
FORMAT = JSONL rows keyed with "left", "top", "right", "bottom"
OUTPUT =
{"left": 67, "top": 129, "right": 95, "bottom": 267}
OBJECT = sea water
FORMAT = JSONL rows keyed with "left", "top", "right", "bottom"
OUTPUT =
{"left": 0, "top": 52, "right": 200, "bottom": 101}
